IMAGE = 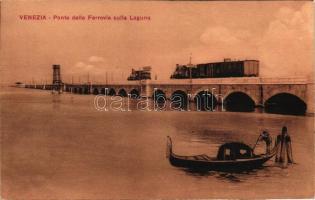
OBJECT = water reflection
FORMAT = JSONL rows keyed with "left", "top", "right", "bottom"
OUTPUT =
{"left": 179, "top": 162, "right": 293, "bottom": 184}
{"left": 52, "top": 94, "right": 61, "bottom": 110}
{"left": 181, "top": 167, "right": 263, "bottom": 183}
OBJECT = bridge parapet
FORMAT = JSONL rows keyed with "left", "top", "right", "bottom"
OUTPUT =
{"left": 67, "top": 81, "right": 141, "bottom": 86}
{"left": 64, "top": 77, "right": 310, "bottom": 86}
{"left": 147, "top": 77, "right": 310, "bottom": 85}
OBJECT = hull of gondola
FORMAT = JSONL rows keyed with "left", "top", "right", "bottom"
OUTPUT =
{"left": 169, "top": 153, "right": 274, "bottom": 171}
{"left": 166, "top": 136, "right": 279, "bottom": 172}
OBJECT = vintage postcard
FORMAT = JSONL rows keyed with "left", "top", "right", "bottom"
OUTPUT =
{"left": 0, "top": 0, "right": 314, "bottom": 199}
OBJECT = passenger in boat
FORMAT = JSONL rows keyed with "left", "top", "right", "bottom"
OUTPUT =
{"left": 275, "top": 126, "right": 294, "bottom": 164}
{"left": 260, "top": 130, "right": 272, "bottom": 154}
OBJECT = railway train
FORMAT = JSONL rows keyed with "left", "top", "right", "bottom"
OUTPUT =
{"left": 170, "top": 58, "right": 259, "bottom": 79}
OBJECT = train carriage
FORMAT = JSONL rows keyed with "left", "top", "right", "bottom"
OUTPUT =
{"left": 171, "top": 59, "right": 259, "bottom": 79}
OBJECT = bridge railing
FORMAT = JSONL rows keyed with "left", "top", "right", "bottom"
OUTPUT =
{"left": 148, "top": 77, "right": 310, "bottom": 85}
{"left": 67, "top": 81, "right": 141, "bottom": 86}
{"left": 25, "top": 77, "right": 311, "bottom": 88}
{"left": 260, "top": 77, "right": 310, "bottom": 84}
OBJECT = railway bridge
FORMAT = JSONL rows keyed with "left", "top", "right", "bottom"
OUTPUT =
{"left": 25, "top": 77, "right": 314, "bottom": 115}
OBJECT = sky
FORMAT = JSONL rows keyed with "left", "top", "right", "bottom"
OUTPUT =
{"left": 0, "top": 0, "right": 314, "bottom": 84}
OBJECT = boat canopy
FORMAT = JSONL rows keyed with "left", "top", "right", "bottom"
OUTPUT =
{"left": 217, "top": 142, "right": 254, "bottom": 160}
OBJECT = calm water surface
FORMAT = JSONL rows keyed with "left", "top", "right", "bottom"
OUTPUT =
{"left": 1, "top": 87, "right": 314, "bottom": 199}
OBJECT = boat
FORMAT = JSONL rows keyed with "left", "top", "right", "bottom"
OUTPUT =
{"left": 166, "top": 135, "right": 280, "bottom": 171}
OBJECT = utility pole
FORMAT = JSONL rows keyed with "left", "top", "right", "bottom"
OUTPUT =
{"left": 189, "top": 53, "right": 192, "bottom": 82}
{"left": 188, "top": 53, "right": 193, "bottom": 94}
{"left": 106, "top": 72, "right": 108, "bottom": 85}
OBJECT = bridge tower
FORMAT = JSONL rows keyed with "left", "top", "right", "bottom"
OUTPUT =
{"left": 52, "top": 64, "right": 63, "bottom": 93}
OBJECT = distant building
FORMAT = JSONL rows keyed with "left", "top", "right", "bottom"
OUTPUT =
{"left": 127, "top": 66, "right": 151, "bottom": 81}
{"left": 170, "top": 59, "right": 259, "bottom": 79}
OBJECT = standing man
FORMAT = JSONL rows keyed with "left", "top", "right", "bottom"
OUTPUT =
{"left": 260, "top": 130, "right": 272, "bottom": 154}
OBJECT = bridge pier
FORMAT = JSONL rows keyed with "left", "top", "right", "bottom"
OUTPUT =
{"left": 306, "top": 82, "right": 314, "bottom": 115}
{"left": 140, "top": 80, "right": 151, "bottom": 98}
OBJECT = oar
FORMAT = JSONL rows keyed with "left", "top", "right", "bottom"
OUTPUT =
{"left": 252, "top": 135, "right": 261, "bottom": 150}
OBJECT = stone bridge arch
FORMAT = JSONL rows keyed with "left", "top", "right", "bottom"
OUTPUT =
{"left": 168, "top": 86, "right": 191, "bottom": 100}
{"left": 150, "top": 85, "right": 190, "bottom": 99}
{"left": 223, "top": 90, "right": 258, "bottom": 106}
{"left": 263, "top": 84, "right": 307, "bottom": 104}
{"left": 73, "top": 87, "right": 78, "bottom": 93}
{"left": 152, "top": 89, "right": 166, "bottom": 103}
{"left": 108, "top": 88, "right": 116, "bottom": 96}
{"left": 170, "top": 90, "right": 189, "bottom": 110}
{"left": 193, "top": 90, "right": 218, "bottom": 111}
{"left": 263, "top": 85, "right": 308, "bottom": 115}
{"left": 220, "top": 85, "right": 260, "bottom": 106}
{"left": 224, "top": 91, "right": 256, "bottom": 112}
{"left": 192, "top": 85, "right": 220, "bottom": 99}
{"left": 92, "top": 87, "right": 100, "bottom": 95}
{"left": 129, "top": 88, "right": 141, "bottom": 98}
{"left": 118, "top": 88, "right": 128, "bottom": 97}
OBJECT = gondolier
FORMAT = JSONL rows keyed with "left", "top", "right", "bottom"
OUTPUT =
{"left": 252, "top": 130, "right": 272, "bottom": 154}
{"left": 260, "top": 130, "right": 272, "bottom": 154}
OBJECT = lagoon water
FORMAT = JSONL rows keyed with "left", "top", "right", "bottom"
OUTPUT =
{"left": 1, "top": 87, "right": 314, "bottom": 199}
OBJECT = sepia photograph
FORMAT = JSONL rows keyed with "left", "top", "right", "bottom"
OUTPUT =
{"left": 0, "top": 0, "right": 314, "bottom": 199}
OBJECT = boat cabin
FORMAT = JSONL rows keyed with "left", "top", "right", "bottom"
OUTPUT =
{"left": 217, "top": 142, "right": 254, "bottom": 160}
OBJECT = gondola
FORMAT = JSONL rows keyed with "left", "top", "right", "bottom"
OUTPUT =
{"left": 166, "top": 136, "right": 279, "bottom": 171}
